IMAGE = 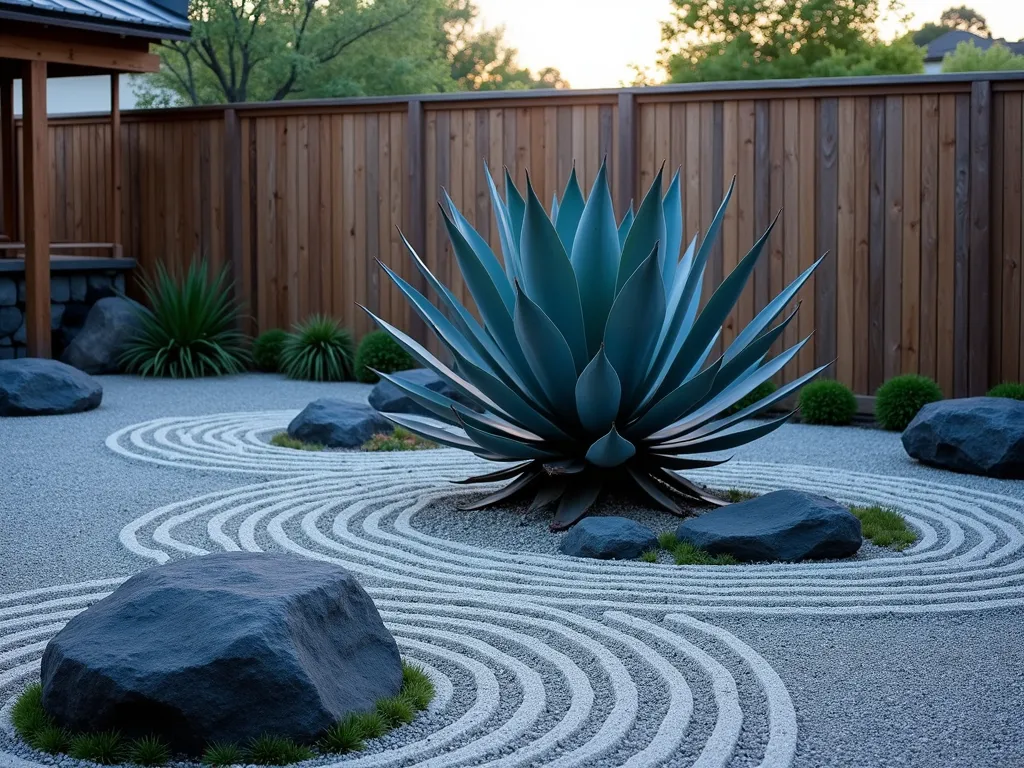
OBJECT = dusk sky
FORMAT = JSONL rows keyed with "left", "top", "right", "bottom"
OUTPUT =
{"left": 474, "top": 0, "right": 1024, "bottom": 88}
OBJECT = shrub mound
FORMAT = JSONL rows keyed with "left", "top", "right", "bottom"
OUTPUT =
{"left": 988, "top": 382, "right": 1024, "bottom": 401}
{"left": 252, "top": 329, "right": 288, "bottom": 373}
{"left": 354, "top": 330, "right": 416, "bottom": 383}
{"left": 875, "top": 374, "right": 942, "bottom": 431}
{"left": 280, "top": 316, "right": 354, "bottom": 382}
{"left": 798, "top": 380, "right": 857, "bottom": 425}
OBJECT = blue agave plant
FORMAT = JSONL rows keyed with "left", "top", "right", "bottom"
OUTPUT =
{"left": 363, "top": 162, "right": 827, "bottom": 529}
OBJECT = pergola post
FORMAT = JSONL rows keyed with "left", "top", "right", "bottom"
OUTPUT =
{"left": 22, "top": 58, "right": 50, "bottom": 357}
{"left": 110, "top": 73, "right": 122, "bottom": 258}
{"left": 0, "top": 75, "right": 16, "bottom": 241}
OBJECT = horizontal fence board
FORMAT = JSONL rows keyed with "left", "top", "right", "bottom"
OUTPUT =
{"left": 4, "top": 74, "right": 1022, "bottom": 395}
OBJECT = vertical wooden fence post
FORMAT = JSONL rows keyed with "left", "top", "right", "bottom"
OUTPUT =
{"left": 109, "top": 73, "right": 122, "bottom": 258}
{"left": 617, "top": 92, "right": 637, "bottom": 216}
{"left": 222, "top": 107, "right": 247, "bottom": 328}
{"left": 0, "top": 77, "right": 16, "bottom": 241}
{"left": 22, "top": 59, "right": 50, "bottom": 358}
{"left": 968, "top": 79, "right": 991, "bottom": 395}
{"left": 406, "top": 98, "right": 427, "bottom": 343}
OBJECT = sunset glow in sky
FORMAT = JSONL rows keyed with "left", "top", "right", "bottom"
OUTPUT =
{"left": 474, "top": 0, "right": 1024, "bottom": 89}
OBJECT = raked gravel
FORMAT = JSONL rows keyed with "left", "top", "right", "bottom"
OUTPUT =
{"left": 2, "top": 375, "right": 1024, "bottom": 768}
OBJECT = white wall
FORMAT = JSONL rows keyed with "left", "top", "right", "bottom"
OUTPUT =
{"left": 11, "top": 75, "right": 144, "bottom": 116}
{"left": 923, "top": 61, "right": 944, "bottom": 75}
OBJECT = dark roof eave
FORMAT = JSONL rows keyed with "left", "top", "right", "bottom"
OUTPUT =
{"left": 0, "top": 7, "right": 189, "bottom": 41}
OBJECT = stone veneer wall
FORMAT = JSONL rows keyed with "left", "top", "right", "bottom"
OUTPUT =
{"left": 0, "top": 265, "right": 132, "bottom": 361}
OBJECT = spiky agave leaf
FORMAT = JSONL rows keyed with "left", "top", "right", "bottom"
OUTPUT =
{"left": 367, "top": 160, "right": 828, "bottom": 529}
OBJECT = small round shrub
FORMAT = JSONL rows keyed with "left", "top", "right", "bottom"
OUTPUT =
{"left": 354, "top": 330, "right": 416, "bottom": 383}
{"left": 798, "top": 380, "right": 857, "bottom": 425}
{"left": 726, "top": 380, "right": 777, "bottom": 415}
{"left": 280, "top": 315, "right": 355, "bottom": 382}
{"left": 252, "top": 329, "right": 288, "bottom": 372}
{"left": 987, "top": 382, "right": 1024, "bottom": 401}
{"left": 875, "top": 374, "right": 943, "bottom": 431}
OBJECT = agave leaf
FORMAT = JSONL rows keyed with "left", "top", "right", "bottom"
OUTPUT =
{"left": 459, "top": 466, "right": 544, "bottom": 510}
{"left": 655, "top": 412, "right": 794, "bottom": 455}
{"left": 504, "top": 168, "right": 527, "bottom": 251}
{"left": 626, "top": 359, "right": 722, "bottom": 438}
{"left": 555, "top": 167, "right": 586, "bottom": 253}
{"left": 574, "top": 345, "right": 621, "bottom": 434}
{"left": 543, "top": 458, "right": 587, "bottom": 475}
{"left": 625, "top": 467, "right": 683, "bottom": 514}
{"left": 603, "top": 247, "right": 667, "bottom": 407}
{"left": 529, "top": 480, "right": 568, "bottom": 512}
{"left": 513, "top": 284, "right": 580, "bottom": 415}
{"left": 458, "top": 416, "right": 562, "bottom": 460}
{"left": 442, "top": 206, "right": 514, "bottom": 327}
{"left": 585, "top": 425, "right": 636, "bottom": 468}
{"left": 646, "top": 233, "right": 700, "bottom": 385}
{"left": 617, "top": 166, "right": 666, "bottom": 291}
{"left": 453, "top": 461, "right": 534, "bottom": 484}
{"left": 519, "top": 177, "right": 589, "bottom": 369}
{"left": 649, "top": 454, "right": 733, "bottom": 470}
{"left": 484, "top": 165, "right": 521, "bottom": 285}
{"left": 650, "top": 467, "right": 728, "bottom": 506}
{"left": 453, "top": 405, "right": 547, "bottom": 443}
{"left": 661, "top": 169, "right": 683, "bottom": 290}
{"left": 442, "top": 189, "right": 515, "bottom": 312}
{"left": 551, "top": 476, "right": 603, "bottom": 530}
{"left": 570, "top": 161, "right": 620, "bottom": 356}
{"left": 372, "top": 369, "right": 462, "bottom": 426}
{"left": 617, "top": 204, "right": 634, "bottom": 249}
{"left": 551, "top": 191, "right": 560, "bottom": 220}
{"left": 380, "top": 412, "right": 479, "bottom": 451}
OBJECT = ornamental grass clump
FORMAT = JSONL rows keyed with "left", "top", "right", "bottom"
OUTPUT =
{"left": 364, "top": 162, "right": 827, "bottom": 529}
{"left": 354, "top": 329, "right": 417, "bottom": 383}
{"left": 875, "top": 374, "right": 942, "bottom": 431}
{"left": 120, "top": 261, "right": 248, "bottom": 378}
{"left": 280, "top": 315, "right": 355, "bottom": 381}
{"left": 798, "top": 379, "right": 857, "bottom": 425}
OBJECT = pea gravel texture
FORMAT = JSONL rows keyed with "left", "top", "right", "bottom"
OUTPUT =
{"left": 1, "top": 375, "right": 1023, "bottom": 768}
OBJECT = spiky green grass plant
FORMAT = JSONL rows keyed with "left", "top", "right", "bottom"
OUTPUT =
{"left": 280, "top": 315, "right": 355, "bottom": 381}
{"left": 400, "top": 661, "right": 436, "bottom": 711}
{"left": 30, "top": 725, "right": 71, "bottom": 755}
{"left": 11, "top": 683, "right": 49, "bottom": 740}
{"left": 655, "top": 531, "right": 737, "bottom": 565}
{"left": 202, "top": 741, "right": 246, "bottom": 766}
{"left": 365, "top": 163, "right": 826, "bottom": 529}
{"left": 245, "top": 734, "right": 313, "bottom": 765}
{"left": 67, "top": 731, "right": 124, "bottom": 764}
{"left": 349, "top": 711, "right": 387, "bottom": 740}
{"left": 125, "top": 735, "right": 171, "bottom": 766}
{"left": 375, "top": 696, "right": 415, "bottom": 728}
{"left": 120, "top": 261, "right": 248, "bottom": 378}
{"left": 320, "top": 716, "right": 366, "bottom": 754}
{"left": 639, "top": 549, "right": 659, "bottom": 563}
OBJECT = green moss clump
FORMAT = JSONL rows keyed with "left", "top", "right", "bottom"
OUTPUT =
{"left": 875, "top": 374, "right": 942, "bottom": 431}
{"left": 987, "top": 382, "right": 1024, "bottom": 401}
{"left": 269, "top": 432, "right": 325, "bottom": 451}
{"left": 671, "top": 541, "right": 738, "bottom": 566}
{"left": 362, "top": 427, "right": 437, "bottom": 452}
{"left": 798, "top": 379, "right": 858, "bottom": 425}
{"left": 639, "top": 549, "right": 658, "bottom": 563}
{"left": 850, "top": 504, "right": 918, "bottom": 550}
{"left": 252, "top": 329, "right": 289, "bottom": 372}
{"left": 354, "top": 330, "right": 416, "bottom": 383}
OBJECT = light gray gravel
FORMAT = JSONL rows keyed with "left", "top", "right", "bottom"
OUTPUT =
{"left": 2, "top": 377, "right": 1024, "bottom": 767}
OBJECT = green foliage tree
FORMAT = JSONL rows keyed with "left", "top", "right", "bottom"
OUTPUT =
{"left": 660, "top": 0, "right": 923, "bottom": 83}
{"left": 912, "top": 5, "right": 990, "bottom": 47}
{"left": 941, "top": 41, "right": 1024, "bottom": 72}
{"left": 136, "top": 0, "right": 565, "bottom": 106}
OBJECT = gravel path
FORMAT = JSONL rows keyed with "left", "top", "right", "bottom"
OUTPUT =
{"left": 2, "top": 375, "right": 1023, "bottom": 768}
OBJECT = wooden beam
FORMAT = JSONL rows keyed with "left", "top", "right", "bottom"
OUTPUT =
{"left": 968, "top": 79, "right": 991, "bottom": 395}
{"left": 405, "top": 98, "right": 427, "bottom": 344}
{"left": 0, "top": 77, "right": 15, "bottom": 241}
{"left": 616, "top": 92, "right": 637, "bottom": 216}
{"left": 0, "top": 34, "right": 160, "bottom": 73}
{"left": 22, "top": 59, "right": 50, "bottom": 358}
{"left": 222, "top": 108, "right": 244, "bottom": 314}
{"left": 110, "top": 74, "right": 122, "bottom": 257}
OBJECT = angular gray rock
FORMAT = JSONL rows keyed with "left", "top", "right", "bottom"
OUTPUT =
{"left": 61, "top": 296, "right": 144, "bottom": 374}
{"left": 40, "top": 552, "right": 402, "bottom": 755}
{"left": 288, "top": 398, "right": 392, "bottom": 447}
{"left": 0, "top": 358, "right": 103, "bottom": 416}
{"left": 903, "top": 397, "right": 1024, "bottom": 478}
{"left": 677, "top": 490, "right": 862, "bottom": 563}
{"left": 0, "top": 278, "right": 15, "bottom": 306}
{"left": 369, "top": 367, "right": 480, "bottom": 417}
{"left": 559, "top": 516, "right": 659, "bottom": 560}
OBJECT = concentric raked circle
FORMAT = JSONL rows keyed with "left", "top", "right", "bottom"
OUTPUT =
{"left": 0, "top": 579, "right": 795, "bottom": 767}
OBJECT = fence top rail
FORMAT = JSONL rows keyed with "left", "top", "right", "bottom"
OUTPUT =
{"left": 31, "top": 70, "right": 1024, "bottom": 125}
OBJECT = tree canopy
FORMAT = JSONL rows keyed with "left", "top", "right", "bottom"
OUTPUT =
{"left": 136, "top": 0, "right": 566, "bottom": 106}
{"left": 911, "top": 5, "right": 990, "bottom": 47}
{"left": 941, "top": 41, "right": 1024, "bottom": 72}
{"left": 659, "top": 0, "right": 923, "bottom": 83}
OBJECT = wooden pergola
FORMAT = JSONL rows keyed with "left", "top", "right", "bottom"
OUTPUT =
{"left": 0, "top": 0, "right": 189, "bottom": 357}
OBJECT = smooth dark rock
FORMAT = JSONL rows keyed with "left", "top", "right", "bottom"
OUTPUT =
{"left": 51, "top": 277, "right": 71, "bottom": 303}
{"left": 0, "top": 306, "right": 20, "bottom": 335}
{"left": 677, "top": 490, "right": 862, "bottom": 563}
{"left": 50, "top": 304, "right": 65, "bottom": 331}
{"left": 86, "top": 274, "right": 117, "bottom": 303}
{"left": 0, "top": 278, "right": 15, "bottom": 306}
{"left": 368, "top": 367, "right": 480, "bottom": 417}
{"left": 903, "top": 397, "right": 1024, "bottom": 478}
{"left": 559, "top": 516, "right": 659, "bottom": 560}
{"left": 12, "top": 319, "right": 25, "bottom": 343}
{"left": 0, "top": 358, "right": 103, "bottom": 416}
{"left": 69, "top": 275, "right": 88, "bottom": 302}
{"left": 61, "top": 297, "right": 144, "bottom": 374}
{"left": 40, "top": 552, "right": 401, "bottom": 755}
{"left": 288, "top": 398, "right": 391, "bottom": 447}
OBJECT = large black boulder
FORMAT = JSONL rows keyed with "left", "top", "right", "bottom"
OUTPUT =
{"left": 0, "top": 358, "right": 102, "bottom": 416}
{"left": 61, "top": 296, "right": 144, "bottom": 374}
{"left": 40, "top": 552, "right": 402, "bottom": 755}
{"left": 368, "top": 368, "right": 480, "bottom": 417}
{"left": 559, "top": 517, "right": 659, "bottom": 560}
{"left": 902, "top": 397, "right": 1024, "bottom": 478}
{"left": 676, "top": 490, "right": 862, "bottom": 563}
{"left": 288, "top": 398, "right": 391, "bottom": 447}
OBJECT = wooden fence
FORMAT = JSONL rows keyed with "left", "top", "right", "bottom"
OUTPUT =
{"left": 3, "top": 72, "right": 1023, "bottom": 397}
